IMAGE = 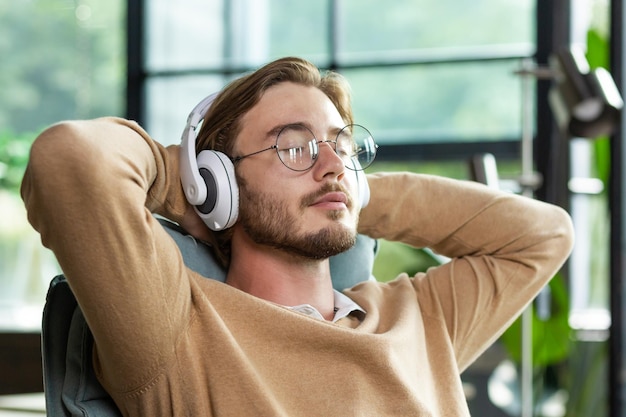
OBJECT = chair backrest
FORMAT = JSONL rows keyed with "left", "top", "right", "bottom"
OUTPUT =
{"left": 41, "top": 218, "right": 378, "bottom": 416}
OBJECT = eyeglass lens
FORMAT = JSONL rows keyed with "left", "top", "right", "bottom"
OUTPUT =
{"left": 275, "top": 124, "right": 377, "bottom": 171}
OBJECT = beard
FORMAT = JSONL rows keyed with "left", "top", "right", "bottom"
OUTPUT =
{"left": 237, "top": 180, "right": 358, "bottom": 259}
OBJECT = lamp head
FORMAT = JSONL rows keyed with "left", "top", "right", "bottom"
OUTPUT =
{"left": 549, "top": 46, "right": 623, "bottom": 138}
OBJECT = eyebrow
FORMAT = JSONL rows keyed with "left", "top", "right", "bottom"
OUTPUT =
{"left": 265, "top": 122, "right": 344, "bottom": 140}
{"left": 265, "top": 123, "right": 310, "bottom": 138}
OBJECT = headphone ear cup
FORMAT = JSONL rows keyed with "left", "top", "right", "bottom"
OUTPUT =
{"left": 194, "top": 150, "right": 239, "bottom": 231}
{"left": 355, "top": 168, "right": 370, "bottom": 209}
{"left": 348, "top": 158, "right": 370, "bottom": 209}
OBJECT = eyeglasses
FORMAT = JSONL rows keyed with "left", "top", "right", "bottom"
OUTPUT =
{"left": 231, "top": 124, "right": 378, "bottom": 172}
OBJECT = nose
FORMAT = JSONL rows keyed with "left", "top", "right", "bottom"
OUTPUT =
{"left": 312, "top": 140, "right": 345, "bottom": 181}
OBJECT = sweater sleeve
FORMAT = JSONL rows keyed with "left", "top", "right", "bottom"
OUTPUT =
{"left": 21, "top": 117, "right": 194, "bottom": 390}
{"left": 357, "top": 172, "right": 575, "bottom": 370}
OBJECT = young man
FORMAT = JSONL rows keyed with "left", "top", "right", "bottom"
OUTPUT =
{"left": 21, "top": 57, "right": 574, "bottom": 416}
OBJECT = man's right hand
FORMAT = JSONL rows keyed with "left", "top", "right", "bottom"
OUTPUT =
{"left": 179, "top": 204, "right": 215, "bottom": 243}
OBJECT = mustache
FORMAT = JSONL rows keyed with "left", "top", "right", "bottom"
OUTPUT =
{"left": 300, "top": 183, "right": 354, "bottom": 210}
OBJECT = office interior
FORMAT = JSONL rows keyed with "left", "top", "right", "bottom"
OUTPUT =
{"left": 1, "top": 0, "right": 626, "bottom": 415}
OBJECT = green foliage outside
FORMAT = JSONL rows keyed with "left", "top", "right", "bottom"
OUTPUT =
{"left": 0, "top": 0, "right": 124, "bottom": 196}
{"left": 0, "top": 0, "right": 125, "bottom": 314}
{"left": 0, "top": 130, "right": 37, "bottom": 194}
{"left": 3, "top": 0, "right": 124, "bottom": 128}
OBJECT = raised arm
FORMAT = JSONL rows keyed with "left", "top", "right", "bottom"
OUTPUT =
{"left": 358, "top": 172, "right": 574, "bottom": 369}
{"left": 21, "top": 117, "right": 196, "bottom": 388}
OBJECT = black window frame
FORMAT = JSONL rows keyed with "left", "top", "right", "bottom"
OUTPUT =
{"left": 126, "top": 0, "right": 543, "bottom": 166}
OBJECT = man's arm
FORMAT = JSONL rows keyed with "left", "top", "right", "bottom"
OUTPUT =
{"left": 358, "top": 172, "right": 574, "bottom": 369}
{"left": 21, "top": 117, "right": 200, "bottom": 390}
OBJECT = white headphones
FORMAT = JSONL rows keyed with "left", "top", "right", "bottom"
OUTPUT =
{"left": 180, "top": 93, "right": 239, "bottom": 231}
{"left": 351, "top": 160, "right": 370, "bottom": 209}
{"left": 180, "top": 93, "right": 370, "bottom": 232}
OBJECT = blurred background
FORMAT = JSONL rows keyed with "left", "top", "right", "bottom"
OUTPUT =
{"left": 0, "top": 0, "right": 622, "bottom": 416}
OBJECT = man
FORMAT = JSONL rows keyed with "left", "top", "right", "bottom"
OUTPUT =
{"left": 21, "top": 57, "right": 574, "bottom": 416}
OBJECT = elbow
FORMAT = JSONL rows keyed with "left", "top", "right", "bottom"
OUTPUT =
{"left": 24, "top": 120, "right": 129, "bottom": 187}
{"left": 550, "top": 205, "right": 576, "bottom": 262}
{"left": 26, "top": 121, "right": 96, "bottom": 174}
{"left": 529, "top": 204, "right": 575, "bottom": 282}
{"left": 20, "top": 121, "right": 94, "bottom": 240}
{"left": 23, "top": 121, "right": 86, "bottom": 184}
{"left": 21, "top": 120, "right": 109, "bottom": 210}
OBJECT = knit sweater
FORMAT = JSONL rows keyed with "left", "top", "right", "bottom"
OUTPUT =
{"left": 21, "top": 117, "right": 574, "bottom": 416}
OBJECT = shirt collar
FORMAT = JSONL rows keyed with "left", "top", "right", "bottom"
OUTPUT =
{"left": 289, "top": 290, "right": 366, "bottom": 323}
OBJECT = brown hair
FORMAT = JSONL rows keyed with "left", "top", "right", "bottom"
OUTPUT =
{"left": 194, "top": 56, "right": 354, "bottom": 266}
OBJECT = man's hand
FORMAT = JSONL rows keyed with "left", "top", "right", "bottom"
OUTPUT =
{"left": 178, "top": 204, "right": 215, "bottom": 243}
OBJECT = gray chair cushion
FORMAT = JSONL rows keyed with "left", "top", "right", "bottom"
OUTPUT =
{"left": 162, "top": 219, "right": 378, "bottom": 288}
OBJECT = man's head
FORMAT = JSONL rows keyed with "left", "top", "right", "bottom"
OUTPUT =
{"left": 195, "top": 57, "right": 361, "bottom": 265}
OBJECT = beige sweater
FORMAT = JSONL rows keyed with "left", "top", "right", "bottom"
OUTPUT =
{"left": 22, "top": 117, "right": 574, "bottom": 416}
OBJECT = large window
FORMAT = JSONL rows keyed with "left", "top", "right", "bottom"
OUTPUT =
{"left": 141, "top": 0, "right": 535, "bottom": 163}
{"left": 0, "top": 0, "right": 125, "bottom": 330}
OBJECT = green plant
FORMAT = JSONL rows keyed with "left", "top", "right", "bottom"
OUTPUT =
{"left": 0, "top": 130, "right": 37, "bottom": 194}
{"left": 500, "top": 272, "right": 571, "bottom": 366}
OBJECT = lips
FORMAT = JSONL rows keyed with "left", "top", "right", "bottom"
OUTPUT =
{"left": 312, "top": 191, "right": 348, "bottom": 206}
{"left": 301, "top": 183, "right": 353, "bottom": 211}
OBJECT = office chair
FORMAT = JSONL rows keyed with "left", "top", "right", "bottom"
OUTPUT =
{"left": 41, "top": 218, "right": 378, "bottom": 416}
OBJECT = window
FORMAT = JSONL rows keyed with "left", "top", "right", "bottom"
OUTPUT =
{"left": 0, "top": 0, "right": 125, "bottom": 329}
{"left": 140, "top": 0, "right": 535, "bottom": 161}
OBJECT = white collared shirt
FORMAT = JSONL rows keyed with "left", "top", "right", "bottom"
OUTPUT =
{"left": 288, "top": 290, "right": 366, "bottom": 322}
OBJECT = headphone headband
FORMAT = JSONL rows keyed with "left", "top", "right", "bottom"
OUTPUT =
{"left": 180, "top": 93, "right": 220, "bottom": 205}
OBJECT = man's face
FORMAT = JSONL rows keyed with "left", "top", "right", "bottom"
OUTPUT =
{"left": 233, "top": 82, "right": 360, "bottom": 259}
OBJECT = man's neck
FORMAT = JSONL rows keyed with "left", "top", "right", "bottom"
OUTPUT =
{"left": 225, "top": 231, "right": 336, "bottom": 320}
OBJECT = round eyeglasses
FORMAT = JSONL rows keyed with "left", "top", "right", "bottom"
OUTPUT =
{"left": 231, "top": 124, "right": 378, "bottom": 172}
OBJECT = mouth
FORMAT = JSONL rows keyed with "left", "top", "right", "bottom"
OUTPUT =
{"left": 311, "top": 191, "right": 348, "bottom": 209}
{"left": 306, "top": 187, "right": 353, "bottom": 213}
{"left": 302, "top": 183, "right": 354, "bottom": 212}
